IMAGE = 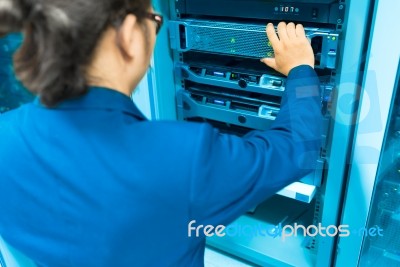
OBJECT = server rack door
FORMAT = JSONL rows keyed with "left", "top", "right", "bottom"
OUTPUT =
{"left": 335, "top": 0, "right": 400, "bottom": 266}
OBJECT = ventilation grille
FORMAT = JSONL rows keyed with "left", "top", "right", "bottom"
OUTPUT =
{"left": 186, "top": 20, "right": 275, "bottom": 58}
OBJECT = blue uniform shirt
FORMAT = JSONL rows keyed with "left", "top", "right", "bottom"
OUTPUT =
{"left": 0, "top": 65, "right": 322, "bottom": 266}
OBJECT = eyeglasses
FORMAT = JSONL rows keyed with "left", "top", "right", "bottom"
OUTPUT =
{"left": 145, "top": 12, "right": 164, "bottom": 34}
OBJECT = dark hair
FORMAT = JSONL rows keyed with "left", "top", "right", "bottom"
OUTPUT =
{"left": 0, "top": 0, "right": 151, "bottom": 107}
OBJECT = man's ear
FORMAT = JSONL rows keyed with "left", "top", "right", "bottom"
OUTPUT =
{"left": 116, "top": 14, "right": 138, "bottom": 59}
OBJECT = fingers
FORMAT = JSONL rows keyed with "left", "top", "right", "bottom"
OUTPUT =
{"left": 261, "top": 58, "right": 277, "bottom": 70}
{"left": 266, "top": 22, "right": 299, "bottom": 46}
{"left": 295, "top": 24, "right": 306, "bottom": 38}
{"left": 266, "top": 23, "right": 280, "bottom": 49}
{"left": 277, "top": 22, "right": 289, "bottom": 42}
{"left": 286, "top": 22, "right": 296, "bottom": 39}
{"left": 262, "top": 21, "right": 310, "bottom": 74}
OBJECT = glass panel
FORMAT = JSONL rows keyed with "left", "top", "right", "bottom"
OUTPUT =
{"left": 358, "top": 64, "right": 400, "bottom": 266}
{"left": 0, "top": 33, "right": 34, "bottom": 113}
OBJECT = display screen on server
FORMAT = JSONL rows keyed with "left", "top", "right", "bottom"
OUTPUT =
{"left": 175, "top": 0, "right": 343, "bottom": 24}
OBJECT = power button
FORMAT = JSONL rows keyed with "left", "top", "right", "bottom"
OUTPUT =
{"left": 312, "top": 8, "right": 318, "bottom": 19}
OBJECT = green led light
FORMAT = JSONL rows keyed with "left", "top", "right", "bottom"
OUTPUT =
{"left": 230, "top": 38, "right": 236, "bottom": 44}
{"left": 332, "top": 36, "right": 337, "bottom": 41}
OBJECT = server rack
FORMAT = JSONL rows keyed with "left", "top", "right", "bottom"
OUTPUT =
{"left": 151, "top": 0, "right": 375, "bottom": 266}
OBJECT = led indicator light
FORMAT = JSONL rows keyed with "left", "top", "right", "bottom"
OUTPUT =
{"left": 213, "top": 72, "right": 225, "bottom": 77}
{"left": 214, "top": 100, "right": 225, "bottom": 105}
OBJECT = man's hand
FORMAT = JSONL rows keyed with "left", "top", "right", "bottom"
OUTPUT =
{"left": 261, "top": 22, "right": 315, "bottom": 76}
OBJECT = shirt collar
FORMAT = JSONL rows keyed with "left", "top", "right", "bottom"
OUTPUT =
{"left": 34, "top": 87, "right": 147, "bottom": 121}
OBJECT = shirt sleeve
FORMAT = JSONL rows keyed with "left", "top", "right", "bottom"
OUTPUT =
{"left": 189, "top": 65, "right": 323, "bottom": 226}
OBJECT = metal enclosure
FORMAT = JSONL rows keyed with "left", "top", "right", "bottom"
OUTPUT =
{"left": 150, "top": 0, "right": 377, "bottom": 266}
{"left": 335, "top": 0, "right": 400, "bottom": 266}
